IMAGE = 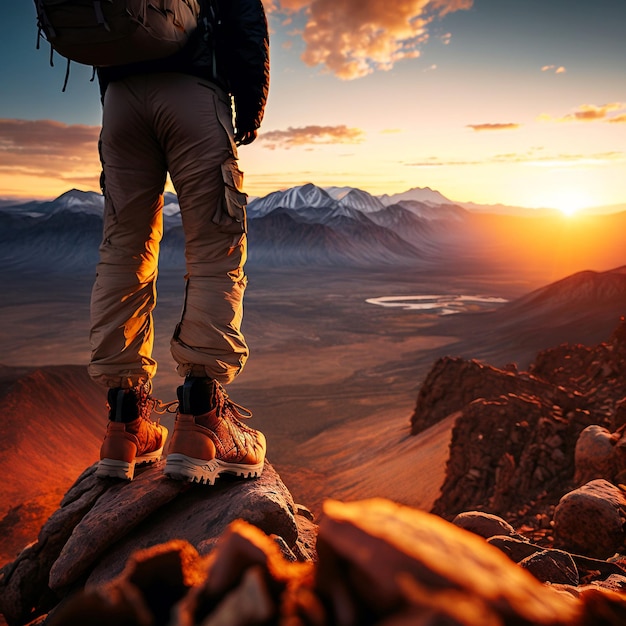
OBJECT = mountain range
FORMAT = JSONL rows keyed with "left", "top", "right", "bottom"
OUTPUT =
{"left": 1, "top": 184, "right": 625, "bottom": 276}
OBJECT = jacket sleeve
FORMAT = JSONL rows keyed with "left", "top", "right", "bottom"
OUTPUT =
{"left": 217, "top": 0, "right": 270, "bottom": 134}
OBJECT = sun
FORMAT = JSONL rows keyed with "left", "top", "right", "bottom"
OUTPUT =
{"left": 543, "top": 189, "right": 596, "bottom": 217}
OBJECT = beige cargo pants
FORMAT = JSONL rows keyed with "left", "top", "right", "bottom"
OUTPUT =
{"left": 89, "top": 73, "right": 249, "bottom": 389}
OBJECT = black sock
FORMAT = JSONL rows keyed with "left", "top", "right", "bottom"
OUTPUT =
{"left": 177, "top": 377, "right": 215, "bottom": 415}
{"left": 107, "top": 388, "right": 139, "bottom": 423}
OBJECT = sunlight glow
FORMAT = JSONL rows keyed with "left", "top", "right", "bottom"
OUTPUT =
{"left": 539, "top": 188, "right": 597, "bottom": 217}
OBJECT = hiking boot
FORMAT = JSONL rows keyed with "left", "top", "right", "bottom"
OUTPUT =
{"left": 95, "top": 382, "right": 168, "bottom": 481}
{"left": 164, "top": 377, "right": 265, "bottom": 485}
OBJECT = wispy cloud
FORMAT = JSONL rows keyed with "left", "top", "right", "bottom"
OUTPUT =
{"left": 405, "top": 150, "right": 625, "bottom": 168}
{"left": 0, "top": 119, "right": 101, "bottom": 194}
{"left": 267, "top": 0, "right": 473, "bottom": 79}
{"left": 538, "top": 102, "right": 626, "bottom": 123}
{"left": 466, "top": 123, "right": 521, "bottom": 131}
{"left": 0, "top": 118, "right": 100, "bottom": 156}
{"left": 259, "top": 124, "right": 365, "bottom": 149}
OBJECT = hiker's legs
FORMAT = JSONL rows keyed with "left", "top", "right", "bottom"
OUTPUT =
{"left": 89, "top": 76, "right": 167, "bottom": 388}
{"left": 146, "top": 74, "right": 249, "bottom": 384}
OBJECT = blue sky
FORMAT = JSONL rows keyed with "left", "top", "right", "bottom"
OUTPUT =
{"left": 2, "top": 0, "right": 626, "bottom": 211}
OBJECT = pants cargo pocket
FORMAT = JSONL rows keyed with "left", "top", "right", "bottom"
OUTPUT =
{"left": 212, "top": 156, "right": 248, "bottom": 234}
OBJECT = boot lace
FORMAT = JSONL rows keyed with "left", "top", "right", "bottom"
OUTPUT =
{"left": 211, "top": 381, "right": 253, "bottom": 420}
{"left": 134, "top": 381, "right": 177, "bottom": 420}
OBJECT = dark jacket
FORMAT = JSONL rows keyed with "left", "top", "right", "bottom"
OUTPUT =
{"left": 96, "top": 0, "right": 269, "bottom": 134}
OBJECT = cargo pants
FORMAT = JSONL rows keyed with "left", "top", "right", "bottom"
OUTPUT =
{"left": 89, "top": 73, "right": 249, "bottom": 389}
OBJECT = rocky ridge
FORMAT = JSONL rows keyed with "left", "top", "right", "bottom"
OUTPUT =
{"left": 411, "top": 317, "right": 626, "bottom": 538}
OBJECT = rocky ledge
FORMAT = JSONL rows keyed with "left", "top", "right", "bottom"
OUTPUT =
{"left": 0, "top": 461, "right": 316, "bottom": 626}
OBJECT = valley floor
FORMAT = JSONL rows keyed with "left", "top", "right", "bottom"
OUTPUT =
{"left": 0, "top": 261, "right": 617, "bottom": 564}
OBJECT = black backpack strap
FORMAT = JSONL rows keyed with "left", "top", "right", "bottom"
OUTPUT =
{"left": 62, "top": 58, "right": 71, "bottom": 92}
{"left": 35, "top": 0, "right": 57, "bottom": 38}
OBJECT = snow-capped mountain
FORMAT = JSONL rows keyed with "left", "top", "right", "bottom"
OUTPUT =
{"left": 3, "top": 183, "right": 624, "bottom": 275}
{"left": 248, "top": 182, "right": 388, "bottom": 217}
{"left": 0, "top": 189, "right": 104, "bottom": 219}
{"left": 248, "top": 183, "right": 458, "bottom": 222}
{"left": 248, "top": 183, "right": 336, "bottom": 217}
{"left": 47, "top": 189, "right": 104, "bottom": 216}
{"left": 324, "top": 186, "right": 385, "bottom": 213}
{"left": 0, "top": 183, "right": 461, "bottom": 271}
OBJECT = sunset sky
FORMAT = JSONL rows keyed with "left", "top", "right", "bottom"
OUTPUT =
{"left": 2, "top": 0, "right": 626, "bottom": 212}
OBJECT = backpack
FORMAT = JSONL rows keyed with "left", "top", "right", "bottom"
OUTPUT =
{"left": 34, "top": 0, "right": 201, "bottom": 68}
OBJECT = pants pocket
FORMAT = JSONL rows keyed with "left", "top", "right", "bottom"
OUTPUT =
{"left": 212, "top": 156, "right": 248, "bottom": 234}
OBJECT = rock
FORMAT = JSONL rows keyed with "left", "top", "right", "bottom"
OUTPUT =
{"left": 574, "top": 424, "right": 620, "bottom": 485}
{"left": 47, "top": 520, "right": 315, "bottom": 626}
{"left": 553, "top": 479, "right": 626, "bottom": 559}
{"left": 173, "top": 519, "right": 314, "bottom": 626}
{"left": 487, "top": 535, "right": 541, "bottom": 563}
{"left": 486, "top": 534, "right": 626, "bottom": 586}
{"left": 410, "top": 357, "right": 572, "bottom": 436}
{"left": 451, "top": 511, "right": 517, "bottom": 539}
{"left": 432, "top": 393, "right": 595, "bottom": 520}
{"left": 50, "top": 460, "right": 187, "bottom": 591}
{"left": 47, "top": 540, "right": 209, "bottom": 626}
{"left": 315, "top": 498, "right": 579, "bottom": 625}
{"left": 0, "top": 467, "right": 110, "bottom": 626}
{"left": 56, "top": 462, "right": 299, "bottom": 591}
{"left": 576, "top": 586, "right": 626, "bottom": 625}
{"left": 0, "top": 460, "right": 310, "bottom": 626}
{"left": 519, "top": 549, "right": 579, "bottom": 586}
{"left": 581, "top": 574, "right": 626, "bottom": 594}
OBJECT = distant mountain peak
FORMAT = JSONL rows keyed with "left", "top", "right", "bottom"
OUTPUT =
{"left": 248, "top": 183, "right": 335, "bottom": 217}
{"left": 51, "top": 189, "right": 104, "bottom": 216}
{"left": 379, "top": 186, "right": 453, "bottom": 207}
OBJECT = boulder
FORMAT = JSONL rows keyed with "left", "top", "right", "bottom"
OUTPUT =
{"left": 574, "top": 425, "right": 621, "bottom": 485}
{"left": 518, "top": 549, "right": 579, "bottom": 586}
{"left": 452, "top": 511, "right": 518, "bottom": 539}
{"left": 315, "top": 498, "right": 579, "bottom": 625}
{"left": 553, "top": 479, "right": 626, "bottom": 559}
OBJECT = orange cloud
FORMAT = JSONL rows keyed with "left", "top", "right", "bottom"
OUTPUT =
{"left": 466, "top": 123, "right": 521, "bottom": 131}
{"left": 259, "top": 124, "right": 365, "bottom": 149}
{"left": 268, "top": 0, "right": 473, "bottom": 79}
{"left": 539, "top": 103, "right": 626, "bottom": 123}
{"left": 565, "top": 103, "right": 623, "bottom": 121}
{"left": 541, "top": 64, "right": 566, "bottom": 74}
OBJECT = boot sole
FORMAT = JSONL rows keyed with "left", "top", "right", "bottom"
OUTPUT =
{"left": 164, "top": 453, "right": 264, "bottom": 485}
{"left": 95, "top": 446, "right": 165, "bottom": 481}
